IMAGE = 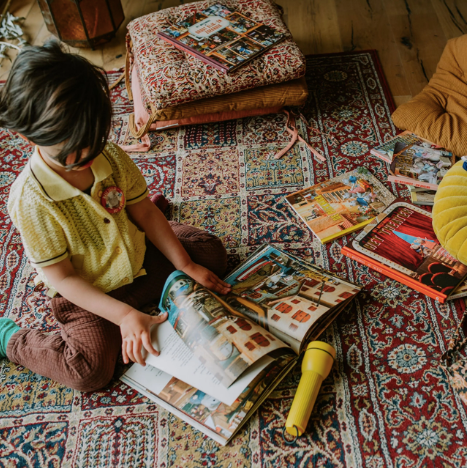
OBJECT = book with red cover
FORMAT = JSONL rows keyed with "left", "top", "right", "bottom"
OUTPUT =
{"left": 157, "top": 3, "right": 285, "bottom": 73}
{"left": 341, "top": 201, "right": 467, "bottom": 303}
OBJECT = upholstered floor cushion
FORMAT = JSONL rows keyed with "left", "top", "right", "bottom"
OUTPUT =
{"left": 391, "top": 34, "right": 467, "bottom": 157}
{"left": 125, "top": 0, "right": 306, "bottom": 121}
{"left": 128, "top": 61, "right": 309, "bottom": 138}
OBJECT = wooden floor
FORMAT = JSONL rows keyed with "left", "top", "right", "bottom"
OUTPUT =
{"left": 2, "top": 0, "right": 467, "bottom": 106}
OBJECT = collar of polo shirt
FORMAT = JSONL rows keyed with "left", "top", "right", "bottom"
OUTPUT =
{"left": 29, "top": 146, "right": 113, "bottom": 202}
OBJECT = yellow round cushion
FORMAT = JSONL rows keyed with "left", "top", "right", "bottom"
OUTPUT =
{"left": 433, "top": 160, "right": 467, "bottom": 264}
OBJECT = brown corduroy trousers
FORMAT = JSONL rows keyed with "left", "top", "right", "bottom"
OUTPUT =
{"left": 7, "top": 221, "right": 227, "bottom": 392}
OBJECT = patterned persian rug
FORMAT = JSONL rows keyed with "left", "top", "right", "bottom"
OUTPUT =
{"left": 1, "top": 51, "right": 467, "bottom": 467}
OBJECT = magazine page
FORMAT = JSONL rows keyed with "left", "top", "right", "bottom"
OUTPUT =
{"left": 352, "top": 202, "right": 467, "bottom": 296}
{"left": 449, "top": 280, "right": 467, "bottom": 300}
{"left": 143, "top": 320, "right": 275, "bottom": 406}
{"left": 284, "top": 168, "right": 395, "bottom": 243}
{"left": 408, "top": 186, "right": 436, "bottom": 206}
{"left": 267, "top": 299, "right": 352, "bottom": 353}
{"left": 159, "top": 271, "right": 290, "bottom": 388}
{"left": 222, "top": 245, "right": 361, "bottom": 348}
{"left": 160, "top": 3, "right": 285, "bottom": 72}
{"left": 389, "top": 141, "right": 453, "bottom": 189}
{"left": 121, "top": 354, "right": 296, "bottom": 445}
{"left": 371, "top": 131, "right": 444, "bottom": 164}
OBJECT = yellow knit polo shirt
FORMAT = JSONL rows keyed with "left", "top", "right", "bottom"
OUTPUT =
{"left": 8, "top": 142, "right": 149, "bottom": 295}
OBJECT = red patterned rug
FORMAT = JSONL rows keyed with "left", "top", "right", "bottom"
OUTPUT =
{"left": 1, "top": 51, "right": 466, "bottom": 467}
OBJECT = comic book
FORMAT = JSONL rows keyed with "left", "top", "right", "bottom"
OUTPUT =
{"left": 121, "top": 245, "right": 362, "bottom": 445}
{"left": 341, "top": 201, "right": 467, "bottom": 303}
{"left": 284, "top": 168, "right": 396, "bottom": 244}
{"left": 157, "top": 3, "right": 285, "bottom": 73}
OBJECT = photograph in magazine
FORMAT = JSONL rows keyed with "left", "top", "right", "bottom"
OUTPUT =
{"left": 285, "top": 168, "right": 395, "bottom": 243}
{"left": 227, "top": 37, "right": 262, "bottom": 58}
{"left": 212, "top": 46, "right": 247, "bottom": 66}
{"left": 159, "top": 271, "right": 290, "bottom": 387}
{"left": 389, "top": 141, "right": 453, "bottom": 187}
{"left": 163, "top": 359, "right": 288, "bottom": 439}
{"left": 224, "top": 12, "right": 257, "bottom": 33}
{"left": 353, "top": 203, "right": 467, "bottom": 295}
{"left": 221, "top": 245, "right": 361, "bottom": 344}
{"left": 370, "top": 131, "right": 431, "bottom": 163}
{"left": 247, "top": 25, "right": 283, "bottom": 46}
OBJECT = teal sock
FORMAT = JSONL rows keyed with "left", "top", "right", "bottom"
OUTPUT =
{"left": 0, "top": 318, "right": 20, "bottom": 358}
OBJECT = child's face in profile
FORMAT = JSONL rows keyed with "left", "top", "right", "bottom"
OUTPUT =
{"left": 20, "top": 134, "right": 94, "bottom": 172}
{"left": 39, "top": 141, "right": 94, "bottom": 172}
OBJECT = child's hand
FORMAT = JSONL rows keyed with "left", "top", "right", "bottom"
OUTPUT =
{"left": 182, "top": 262, "right": 231, "bottom": 295}
{"left": 120, "top": 310, "right": 168, "bottom": 365}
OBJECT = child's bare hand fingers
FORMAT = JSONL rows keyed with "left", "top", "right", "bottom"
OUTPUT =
{"left": 210, "top": 276, "right": 231, "bottom": 294}
{"left": 133, "top": 339, "right": 145, "bottom": 366}
{"left": 122, "top": 341, "right": 129, "bottom": 364}
{"left": 213, "top": 283, "right": 229, "bottom": 294}
{"left": 142, "top": 331, "right": 158, "bottom": 357}
{"left": 219, "top": 278, "right": 231, "bottom": 288}
{"left": 153, "top": 312, "right": 168, "bottom": 324}
{"left": 125, "top": 340, "right": 135, "bottom": 364}
{"left": 210, "top": 273, "right": 231, "bottom": 289}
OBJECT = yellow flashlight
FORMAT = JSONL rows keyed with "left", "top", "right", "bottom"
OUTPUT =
{"left": 285, "top": 341, "right": 336, "bottom": 440}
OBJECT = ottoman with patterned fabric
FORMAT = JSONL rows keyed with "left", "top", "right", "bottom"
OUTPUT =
{"left": 124, "top": 0, "right": 308, "bottom": 141}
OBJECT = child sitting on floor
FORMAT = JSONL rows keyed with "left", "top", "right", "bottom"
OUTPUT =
{"left": 0, "top": 41, "right": 231, "bottom": 392}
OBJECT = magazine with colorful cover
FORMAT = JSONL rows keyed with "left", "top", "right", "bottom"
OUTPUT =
{"left": 157, "top": 3, "right": 285, "bottom": 73}
{"left": 284, "top": 168, "right": 396, "bottom": 244}
{"left": 341, "top": 201, "right": 467, "bottom": 303}
{"left": 370, "top": 130, "right": 453, "bottom": 164}
{"left": 121, "top": 244, "right": 362, "bottom": 445}
{"left": 388, "top": 140, "right": 454, "bottom": 190}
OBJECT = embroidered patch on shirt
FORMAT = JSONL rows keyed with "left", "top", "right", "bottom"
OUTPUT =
{"left": 101, "top": 186, "right": 125, "bottom": 213}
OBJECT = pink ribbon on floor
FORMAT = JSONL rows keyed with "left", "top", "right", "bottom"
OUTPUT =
{"left": 272, "top": 109, "right": 328, "bottom": 162}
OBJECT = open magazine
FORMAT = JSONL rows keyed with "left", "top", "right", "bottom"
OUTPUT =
{"left": 388, "top": 141, "right": 454, "bottom": 190}
{"left": 121, "top": 245, "right": 362, "bottom": 445}
{"left": 370, "top": 130, "right": 453, "bottom": 164}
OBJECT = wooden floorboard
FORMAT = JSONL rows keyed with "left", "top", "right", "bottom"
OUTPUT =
{"left": 431, "top": 0, "right": 467, "bottom": 39}
{"left": 0, "top": 0, "right": 466, "bottom": 105}
{"left": 382, "top": 0, "right": 448, "bottom": 97}
{"left": 335, "top": 0, "right": 412, "bottom": 99}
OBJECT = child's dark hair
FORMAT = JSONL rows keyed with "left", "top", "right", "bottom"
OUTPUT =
{"left": 0, "top": 41, "right": 112, "bottom": 169}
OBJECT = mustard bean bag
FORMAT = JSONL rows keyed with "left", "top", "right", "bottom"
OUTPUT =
{"left": 392, "top": 34, "right": 467, "bottom": 157}
{"left": 433, "top": 160, "right": 467, "bottom": 264}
